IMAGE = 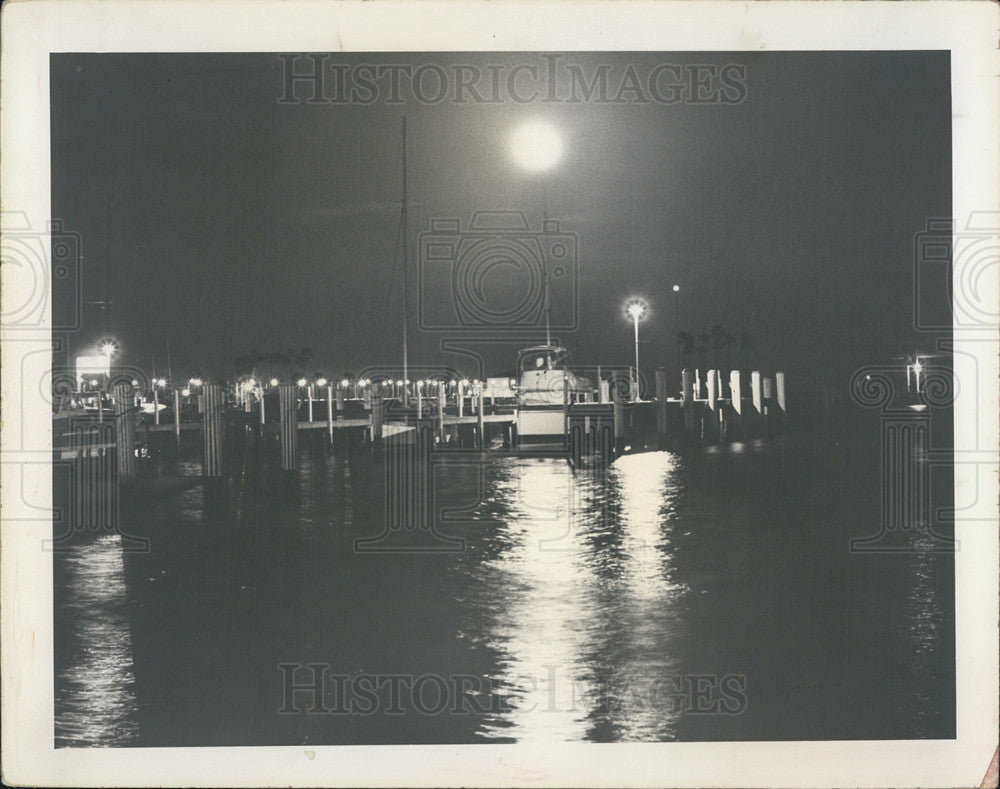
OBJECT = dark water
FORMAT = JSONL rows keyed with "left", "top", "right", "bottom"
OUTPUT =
{"left": 54, "top": 432, "right": 955, "bottom": 746}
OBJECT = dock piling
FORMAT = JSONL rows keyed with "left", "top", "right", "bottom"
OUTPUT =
{"left": 172, "top": 388, "right": 181, "bottom": 447}
{"left": 203, "top": 383, "right": 225, "bottom": 477}
{"left": 371, "top": 389, "right": 384, "bottom": 444}
{"left": 112, "top": 382, "right": 137, "bottom": 485}
{"left": 655, "top": 368, "right": 668, "bottom": 449}
{"left": 477, "top": 382, "right": 486, "bottom": 450}
{"left": 750, "top": 371, "right": 763, "bottom": 438}
{"left": 326, "top": 385, "right": 334, "bottom": 444}
{"left": 278, "top": 384, "right": 298, "bottom": 472}
{"left": 612, "top": 375, "right": 625, "bottom": 455}
{"left": 681, "top": 369, "right": 695, "bottom": 437}
{"left": 437, "top": 381, "right": 445, "bottom": 440}
{"left": 728, "top": 369, "right": 743, "bottom": 437}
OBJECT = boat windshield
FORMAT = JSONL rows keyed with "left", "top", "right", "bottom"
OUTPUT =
{"left": 519, "top": 347, "right": 567, "bottom": 373}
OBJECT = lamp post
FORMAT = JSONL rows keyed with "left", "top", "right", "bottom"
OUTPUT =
{"left": 626, "top": 299, "right": 647, "bottom": 401}
{"left": 153, "top": 377, "right": 165, "bottom": 426}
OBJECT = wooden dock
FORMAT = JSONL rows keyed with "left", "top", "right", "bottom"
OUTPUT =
{"left": 53, "top": 366, "right": 788, "bottom": 498}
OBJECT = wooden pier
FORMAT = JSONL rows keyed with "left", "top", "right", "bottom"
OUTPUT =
{"left": 52, "top": 366, "right": 788, "bottom": 531}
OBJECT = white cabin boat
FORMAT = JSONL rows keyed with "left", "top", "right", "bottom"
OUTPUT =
{"left": 515, "top": 345, "right": 592, "bottom": 443}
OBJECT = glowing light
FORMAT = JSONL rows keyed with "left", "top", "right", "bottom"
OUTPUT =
{"left": 297, "top": 378, "right": 308, "bottom": 387}
{"left": 340, "top": 378, "right": 351, "bottom": 388}
{"left": 673, "top": 284, "right": 680, "bottom": 293}
{"left": 99, "top": 341, "right": 117, "bottom": 357}
{"left": 246, "top": 378, "right": 256, "bottom": 387}
{"left": 509, "top": 119, "right": 562, "bottom": 172}
{"left": 269, "top": 378, "right": 279, "bottom": 387}
{"left": 189, "top": 378, "right": 203, "bottom": 387}
{"left": 626, "top": 300, "right": 647, "bottom": 320}
{"left": 181, "top": 388, "right": 191, "bottom": 397}
{"left": 316, "top": 378, "right": 328, "bottom": 387}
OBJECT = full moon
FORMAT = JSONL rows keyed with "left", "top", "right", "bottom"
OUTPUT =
{"left": 509, "top": 120, "right": 562, "bottom": 172}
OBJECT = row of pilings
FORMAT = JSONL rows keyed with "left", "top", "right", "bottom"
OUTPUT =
{"left": 53, "top": 368, "right": 787, "bottom": 542}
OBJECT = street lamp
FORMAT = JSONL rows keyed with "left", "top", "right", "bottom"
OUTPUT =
{"left": 625, "top": 298, "right": 648, "bottom": 401}
{"left": 297, "top": 378, "right": 308, "bottom": 388}
{"left": 99, "top": 341, "right": 117, "bottom": 358}
{"left": 316, "top": 377, "right": 327, "bottom": 388}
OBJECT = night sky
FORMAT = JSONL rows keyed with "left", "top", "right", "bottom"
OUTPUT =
{"left": 50, "top": 51, "right": 951, "bottom": 389}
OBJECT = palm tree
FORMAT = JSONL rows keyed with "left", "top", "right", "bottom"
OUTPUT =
{"left": 677, "top": 331, "right": 696, "bottom": 368}
{"left": 295, "top": 346, "right": 313, "bottom": 369}
{"left": 710, "top": 325, "right": 735, "bottom": 371}
{"left": 722, "top": 331, "right": 735, "bottom": 371}
{"left": 695, "top": 333, "right": 710, "bottom": 371}
{"left": 739, "top": 333, "right": 754, "bottom": 372}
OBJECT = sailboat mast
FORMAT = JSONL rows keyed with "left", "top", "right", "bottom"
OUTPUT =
{"left": 401, "top": 115, "right": 409, "bottom": 406}
{"left": 542, "top": 179, "right": 551, "bottom": 346}
{"left": 544, "top": 270, "right": 551, "bottom": 346}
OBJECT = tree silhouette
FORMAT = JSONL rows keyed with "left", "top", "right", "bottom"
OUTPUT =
{"left": 710, "top": 325, "right": 735, "bottom": 371}
{"left": 739, "top": 333, "right": 755, "bottom": 372}
{"left": 295, "top": 346, "right": 313, "bottom": 369}
{"left": 677, "top": 331, "right": 696, "bottom": 368}
{"left": 695, "top": 333, "right": 710, "bottom": 370}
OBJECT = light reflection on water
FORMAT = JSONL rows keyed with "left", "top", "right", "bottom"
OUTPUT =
{"left": 902, "top": 532, "right": 949, "bottom": 737}
{"left": 53, "top": 437, "right": 955, "bottom": 746}
{"left": 468, "top": 453, "right": 689, "bottom": 742}
{"left": 55, "top": 534, "right": 140, "bottom": 747}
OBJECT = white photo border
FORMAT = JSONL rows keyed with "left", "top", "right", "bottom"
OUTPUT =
{"left": 2, "top": 1, "right": 997, "bottom": 786}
